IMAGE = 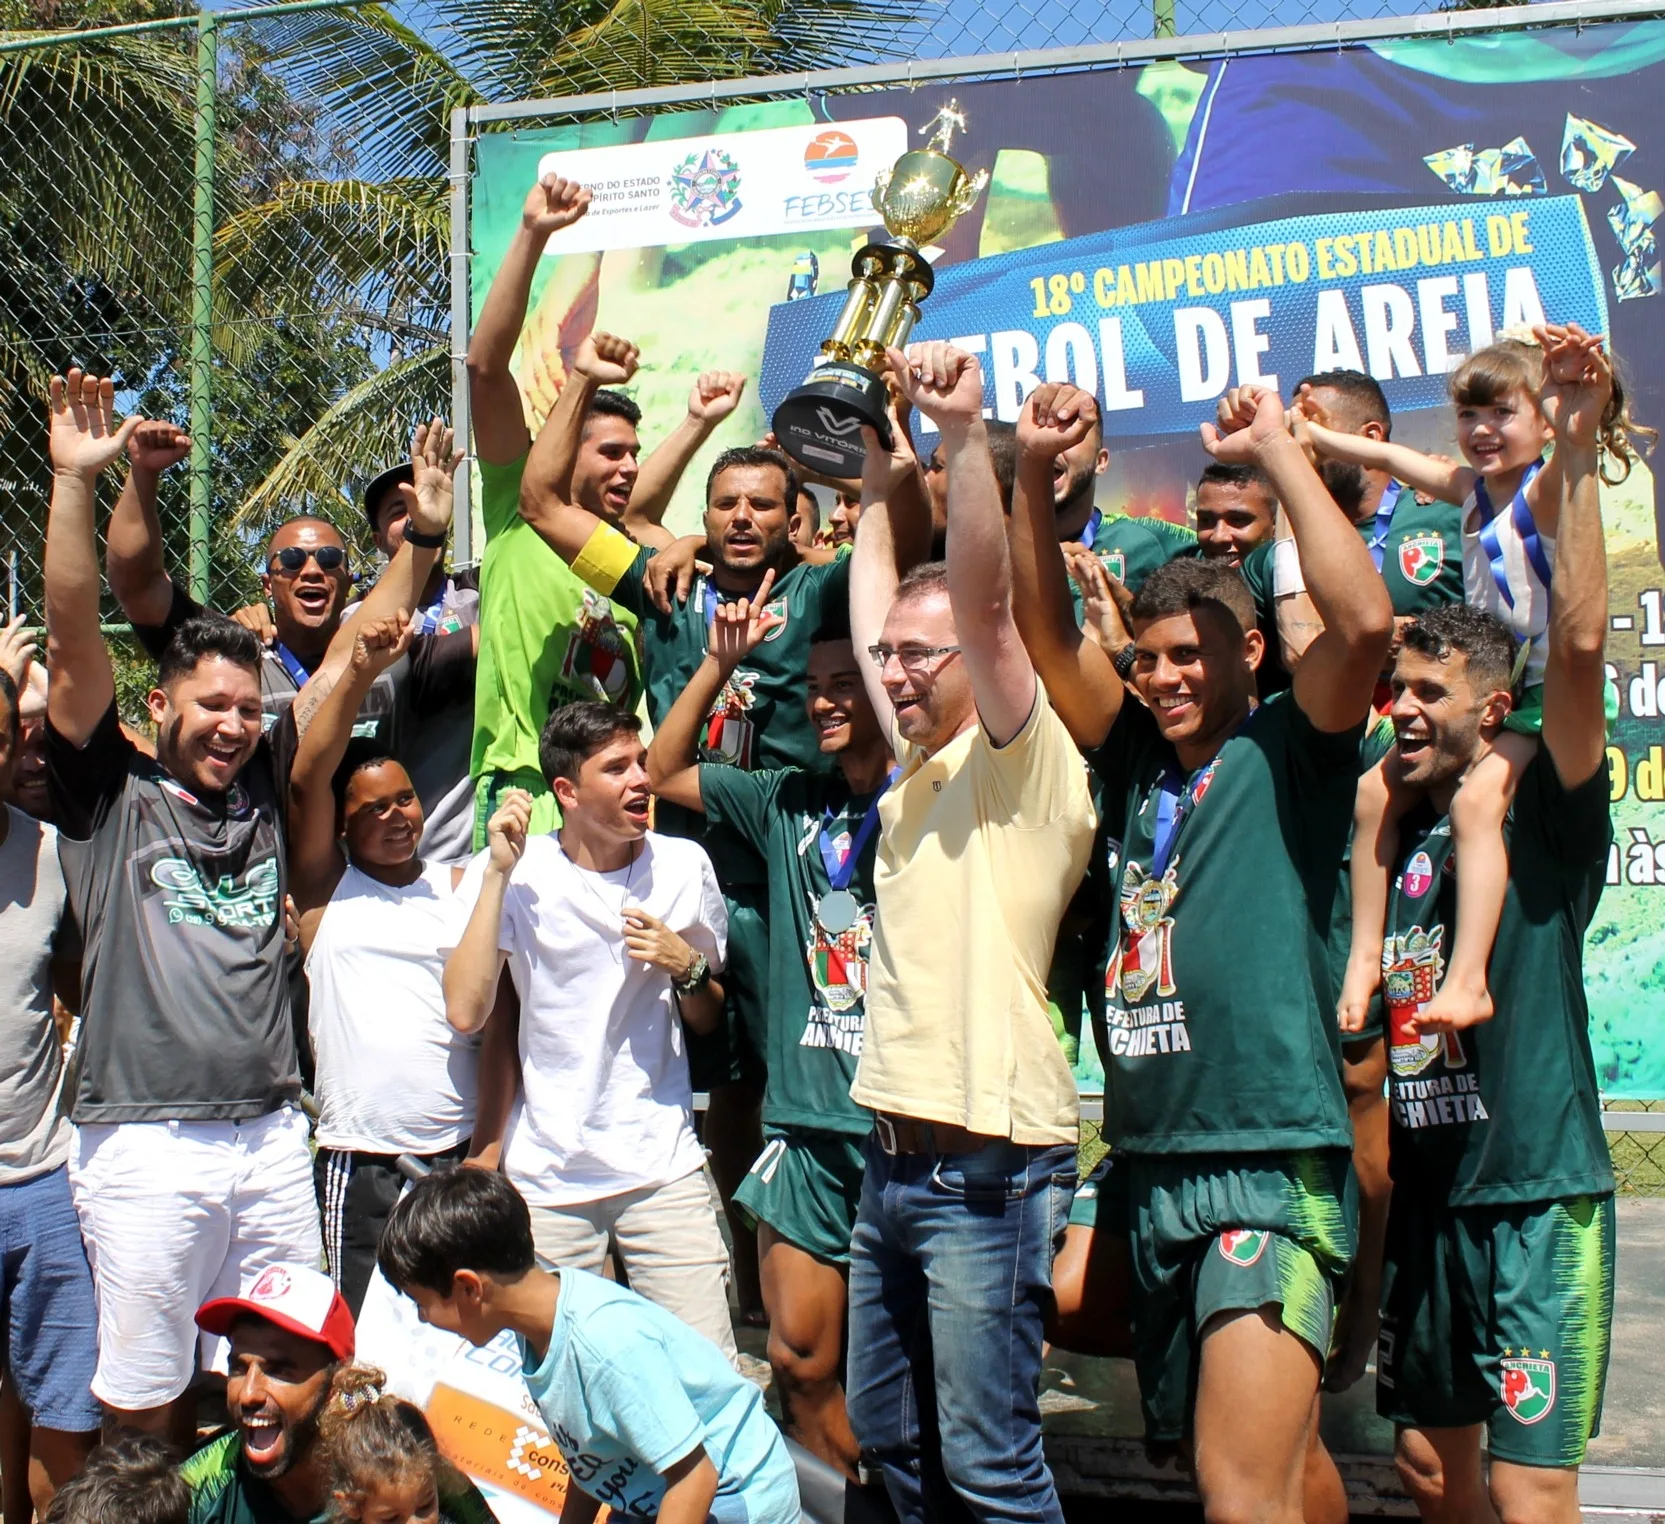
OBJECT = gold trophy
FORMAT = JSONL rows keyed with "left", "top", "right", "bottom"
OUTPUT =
{"left": 772, "top": 101, "right": 989, "bottom": 477}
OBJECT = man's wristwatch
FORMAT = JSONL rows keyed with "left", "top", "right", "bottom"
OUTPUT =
{"left": 674, "top": 952, "right": 711, "bottom": 995}
{"left": 1113, "top": 642, "right": 1138, "bottom": 681}
{"left": 404, "top": 523, "right": 447, "bottom": 549}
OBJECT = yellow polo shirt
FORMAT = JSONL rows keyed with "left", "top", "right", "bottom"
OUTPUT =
{"left": 851, "top": 687, "right": 1097, "bottom": 1146}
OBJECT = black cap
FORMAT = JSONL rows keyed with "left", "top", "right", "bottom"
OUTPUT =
{"left": 362, "top": 463, "right": 413, "bottom": 538}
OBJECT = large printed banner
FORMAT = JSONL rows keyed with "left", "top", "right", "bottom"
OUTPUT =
{"left": 472, "top": 20, "right": 1665, "bottom": 1095}
{"left": 757, "top": 195, "right": 1609, "bottom": 433}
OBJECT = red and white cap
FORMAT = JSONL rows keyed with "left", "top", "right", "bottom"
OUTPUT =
{"left": 196, "top": 1264, "right": 355, "bottom": 1361}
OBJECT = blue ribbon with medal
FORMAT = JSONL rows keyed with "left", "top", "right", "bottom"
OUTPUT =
{"left": 816, "top": 769, "right": 901, "bottom": 934}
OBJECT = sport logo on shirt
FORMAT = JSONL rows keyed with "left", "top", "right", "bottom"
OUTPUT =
{"left": 150, "top": 857, "right": 280, "bottom": 930}
{"left": 1398, "top": 533, "right": 1446, "bottom": 586}
{"left": 701, "top": 671, "right": 759, "bottom": 769}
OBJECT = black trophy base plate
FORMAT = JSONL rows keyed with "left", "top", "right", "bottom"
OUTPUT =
{"left": 772, "top": 363, "right": 892, "bottom": 480}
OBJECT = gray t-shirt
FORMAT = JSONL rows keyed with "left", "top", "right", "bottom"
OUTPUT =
{"left": 46, "top": 704, "right": 301, "bottom": 1124}
{"left": 0, "top": 807, "right": 76, "bottom": 1182}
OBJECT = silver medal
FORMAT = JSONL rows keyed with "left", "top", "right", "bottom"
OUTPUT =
{"left": 817, "top": 889, "right": 860, "bottom": 935}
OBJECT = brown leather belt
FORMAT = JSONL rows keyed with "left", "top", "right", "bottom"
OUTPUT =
{"left": 873, "top": 1113, "right": 1003, "bottom": 1156}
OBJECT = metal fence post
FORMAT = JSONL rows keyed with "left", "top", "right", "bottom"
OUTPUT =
{"left": 1153, "top": 0, "right": 1176, "bottom": 38}
{"left": 189, "top": 10, "right": 218, "bottom": 604}
{"left": 449, "top": 105, "right": 474, "bottom": 566}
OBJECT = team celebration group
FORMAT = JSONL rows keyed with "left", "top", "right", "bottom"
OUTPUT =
{"left": 0, "top": 169, "right": 1648, "bottom": 1524}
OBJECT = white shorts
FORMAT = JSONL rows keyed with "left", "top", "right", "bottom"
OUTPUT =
{"left": 68, "top": 1106, "right": 321, "bottom": 1410}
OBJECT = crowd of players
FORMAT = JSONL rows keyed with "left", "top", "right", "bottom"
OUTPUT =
{"left": 0, "top": 168, "right": 1632, "bottom": 1524}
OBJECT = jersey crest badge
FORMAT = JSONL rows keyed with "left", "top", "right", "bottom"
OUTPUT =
{"left": 1499, "top": 1353, "right": 1556, "bottom": 1424}
{"left": 758, "top": 597, "right": 790, "bottom": 643}
{"left": 1398, "top": 533, "right": 1446, "bottom": 586}
{"left": 1098, "top": 550, "right": 1127, "bottom": 582}
{"left": 702, "top": 670, "right": 759, "bottom": 769}
{"left": 1402, "top": 850, "right": 1435, "bottom": 898}
{"left": 1109, "top": 860, "right": 1179, "bottom": 1005}
{"left": 561, "top": 587, "right": 632, "bottom": 702}
{"left": 1383, "top": 925, "right": 1468, "bottom": 1077}
{"left": 1218, "top": 1229, "right": 1269, "bottom": 1267}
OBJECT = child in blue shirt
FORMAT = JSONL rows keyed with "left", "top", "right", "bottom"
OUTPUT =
{"left": 378, "top": 1168, "right": 800, "bottom": 1524}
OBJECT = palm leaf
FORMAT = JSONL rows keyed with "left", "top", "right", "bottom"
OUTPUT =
{"left": 230, "top": 344, "right": 448, "bottom": 530}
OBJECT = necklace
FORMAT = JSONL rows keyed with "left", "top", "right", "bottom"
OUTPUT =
{"left": 560, "top": 837, "right": 641, "bottom": 959}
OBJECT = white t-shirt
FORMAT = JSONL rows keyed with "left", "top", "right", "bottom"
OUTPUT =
{"left": 458, "top": 832, "right": 726, "bottom": 1207}
{"left": 306, "top": 859, "right": 480, "bottom": 1154}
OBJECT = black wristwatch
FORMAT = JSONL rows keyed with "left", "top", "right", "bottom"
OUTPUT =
{"left": 1113, "top": 642, "right": 1138, "bottom": 681}
{"left": 674, "top": 952, "right": 712, "bottom": 996}
{"left": 404, "top": 523, "right": 447, "bottom": 549}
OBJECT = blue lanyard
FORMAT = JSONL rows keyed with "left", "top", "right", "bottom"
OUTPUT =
{"left": 1147, "top": 711, "right": 1256, "bottom": 876}
{"left": 1472, "top": 461, "right": 1552, "bottom": 611}
{"left": 818, "top": 769, "right": 901, "bottom": 889}
{"left": 702, "top": 579, "right": 720, "bottom": 628}
{"left": 271, "top": 641, "right": 312, "bottom": 690}
{"left": 1365, "top": 480, "right": 1403, "bottom": 572}
{"left": 1071, "top": 507, "right": 1105, "bottom": 548}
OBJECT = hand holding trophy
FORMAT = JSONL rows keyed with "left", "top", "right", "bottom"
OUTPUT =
{"left": 771, "top": 101, "right": 989, "bottom": 477}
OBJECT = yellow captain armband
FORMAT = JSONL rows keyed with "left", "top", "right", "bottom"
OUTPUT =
{"left": 571, "top": 521, "right": 640, "bottom": 596}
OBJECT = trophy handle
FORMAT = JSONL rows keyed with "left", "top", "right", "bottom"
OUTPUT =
{"left": 870, "top": 167, "right": 892, "bottom": 218}
{"left": 947, "top": 168, "right": 990, "bottom": 220}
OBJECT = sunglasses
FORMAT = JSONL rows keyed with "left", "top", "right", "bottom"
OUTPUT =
{"left": 268, "top": 545, "right": 348, "bottom": 575}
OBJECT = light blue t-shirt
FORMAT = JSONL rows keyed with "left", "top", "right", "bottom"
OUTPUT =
{"left": 518, "top": 1268, "right": 798, "bottom": 1522}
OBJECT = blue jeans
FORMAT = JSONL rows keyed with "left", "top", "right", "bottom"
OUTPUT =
{"left": 846, "top": 1135, "right": 1076, "bottom": 1524}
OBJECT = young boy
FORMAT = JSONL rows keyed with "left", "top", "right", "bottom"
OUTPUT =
{"left": 378, "top": 1167, "right": 801, "bottom": 1524}
{"left": 43, "top": 1435, "right": 190, "bottom": 1524}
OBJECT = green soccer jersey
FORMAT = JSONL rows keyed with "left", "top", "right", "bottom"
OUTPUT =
{"left": 471, "top": 455, "right": 643, "bottom": 780}
{"left": 1382, "top": 751, "right": 1614, "bottom": 1206}
{"left": 1090, "top": 692, "right": 1359, "bottom": 1155}
{"left": 1071, "top": 511, "right": 1200, "bottom": 620}
{"left": 700, "top": 763, "right": 879, "bottom": 1136}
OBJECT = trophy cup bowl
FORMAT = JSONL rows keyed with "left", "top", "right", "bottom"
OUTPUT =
{"left": 772, "top": 105, "right": 988, "bottom": 479}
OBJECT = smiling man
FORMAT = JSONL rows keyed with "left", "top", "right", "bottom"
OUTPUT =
{"left": 183, "top": 1263, "right": 494, "bottom": 1523}
{"left": 1008, "top": 378, "right": 1391, "bottom": 1524}
{"left": 443, "top": 703, "right": 737, "bottom": 1361}
{"left": 1193, "top": 461, "right": 1280, "bottom": 567}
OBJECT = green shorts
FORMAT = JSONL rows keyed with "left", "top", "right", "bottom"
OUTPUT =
{"left": 474, "top": 767, "right": 560, "bottom": 851}
{"left": 1124, "top": 1149, "right": 1356, "bottom": 1443}
{"left": 732, "top": 1128, "right": 867, "bottom": 1265}
{"left": 688, "top": 885, "right": 768, "bottom": 1093}
{"left": 1378, "top": 1190, "right": 1615, "bottom": 1467}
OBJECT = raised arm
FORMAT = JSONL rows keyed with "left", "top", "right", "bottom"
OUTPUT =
{"left": 1205, "top": 387, "right": 1392, "bottom": 733}
{"left": 288, "top": 613, "right": 414, "bottom": 914}
{"left": 444, "top": 790, "right": 529, "bottom": 1034}
{"left": 105, "top": 420, "right": 192, "bottom": 627}
{"left": 624, "top": 371, "right": 747, "bottom": 547}
{"left": 44, "top": 372, "right": 141, "bottom": 745}
{"left": 891, "top": 342, "right": 1035, "bottom": 746}
{"left": 1299, "top": 403, "right": 1471, "bottom": 506}
{"left": 518, "top": 331, "right": 637, "bottom": 561}
{"left": 467, "top": 173, "right": 591, "bottom": 467}
{"left": 849, "top": 401, "right": 933, "bottom": 739}
{"left": 289, "top": 419, "right": 457, "bottom": 736}
{"left": 1009, "top": 383, "right": 1123, "bottom": 748}
{"left": 645, "top": 570, "right": 777, "bottom": 811}
{"left": 1536, "top": 323, "right": 1612, "bottom": 788}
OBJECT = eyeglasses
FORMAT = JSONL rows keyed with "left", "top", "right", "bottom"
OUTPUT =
{"left": 268, "top": 545, "right": 348, "bottom": 576}
{"left": 867, "top": 643, "right": 962, "bottom": 676}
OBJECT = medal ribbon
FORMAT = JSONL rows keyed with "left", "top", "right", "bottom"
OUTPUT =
{"left": 1364, "top": 479, "right": 1403, "bottom": 573}
{"left": 1472, "top": 460, "right": 1551, "bottom": 612}
{"left": 271, "top": 641, "right": 312, "bottom": 689}
{"left": 1147, "top": 710, "right": 1258, "bottom": 877}
{"left": 1072, "top": 507, "right": 1105, "bottom": 550}
{"left": 818, "top": 768, "right": 902, "bottom": 890}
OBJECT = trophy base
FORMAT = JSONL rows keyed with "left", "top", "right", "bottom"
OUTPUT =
{"left": 772, "top": 363, "right": 892, "bottom": 479}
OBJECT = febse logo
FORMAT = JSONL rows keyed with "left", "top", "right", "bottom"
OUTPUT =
{"left": 803, "top": 130, "right": 859, "bottom": 184}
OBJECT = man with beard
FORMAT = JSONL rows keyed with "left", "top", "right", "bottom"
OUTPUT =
{"left": 42, "top": 373, "right": 453, "bottom": 1439}
{"left": 1372, "top": 332, "right": 1615, "bottom": 1524}
{"left": 1007, "top": 377, "right": 1391, "bottom": 1523}
{"left": 183, "top": 1263, "right": 494, "bottom": 1522}
{"left": 1240, "top": 369, "right": 1465, "bottom": 689}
